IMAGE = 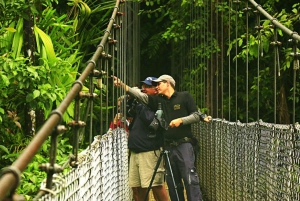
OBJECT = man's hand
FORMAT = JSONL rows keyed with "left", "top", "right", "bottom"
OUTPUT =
{"left": 203, "top": 116, "right": 212, "bottom": 122}
{"left": 112, "top": 76, "right": 123, "bottom": 86}
{"left": 169, "top": 118, "right": 183, "bottom": 128}
{"left": 111, "top": 76, "right": 129, "bottom": 91}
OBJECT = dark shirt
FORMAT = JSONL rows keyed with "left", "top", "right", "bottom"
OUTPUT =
{"left": 147, "top": 91, "right": 198, "bottom": 140}
{"left": 128, "top": 103, "right": 163, "bottom": 152}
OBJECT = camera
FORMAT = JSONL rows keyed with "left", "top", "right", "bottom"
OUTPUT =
{"left": 149, "top": 118, "right": 160, "bottom": 131}
{"left": 125, "top": 97, "right": 137, "bottom": 117}
{"left": 148, "top": 103, "right": 168, "bottom": 131}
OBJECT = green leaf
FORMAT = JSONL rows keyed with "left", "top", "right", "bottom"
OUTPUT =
{"left": 292, "top": 8, "right": 297, "bottom": 14}
{"left": 33, "top": 90, "right": 40, "bottom": 99}
{"left": 0, "top": 74, "right": 10, "bottom": 86}
{"left": 26, "top": 94, "right": 34, "bottom": 102}
{"left": 27, "top": 66, "right": 39, "bottom": 78}
{"left": 33, "top": 25, "right": 57, "bottom": 63}
{"left": 0, "top": 145, "right": 9, "bottom": 154}
{"left": 11, "top": 18, "right": 23, "bottom": 58}
{"left": 5, "top": 27, "right": 16, "bottom": 32}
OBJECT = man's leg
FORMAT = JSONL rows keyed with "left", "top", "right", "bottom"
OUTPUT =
{"left": 177, "top": 143, "right": 203, "bottom": 201}
{"left": 136, "top": 186, "right": 168, "bottom": 201}
{"left": 129, "top": 153, "right": 142, "bottom": 200}
{"left": 139, "top": 150, "right": 168, "bottom": 201}
{"left": 165, "top": 147, "right": 185, "bottom": 201}
{"left": 132, "top": 187, "right": 142, "bottom": 201}
{"left": 152, "top": 185, "right": 169, "bottom": 201}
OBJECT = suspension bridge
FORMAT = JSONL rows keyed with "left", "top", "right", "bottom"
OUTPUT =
{"left": 1, "top": 0, "right": 300, "bottom": 200}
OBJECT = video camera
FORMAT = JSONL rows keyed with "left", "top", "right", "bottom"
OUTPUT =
{"left": 126, "top": 97, "right": 138, "bottom": 117}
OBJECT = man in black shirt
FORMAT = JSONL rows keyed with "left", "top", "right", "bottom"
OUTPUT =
{"left": 113, "top": 74, "right": 211, "bottom": 201}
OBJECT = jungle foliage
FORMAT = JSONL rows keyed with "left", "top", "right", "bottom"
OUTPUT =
{"left": 0, "top": 0, "right": 115, "bottom": 197}
{"left": 138, "top": 0, "right": 300, "bottom": 123}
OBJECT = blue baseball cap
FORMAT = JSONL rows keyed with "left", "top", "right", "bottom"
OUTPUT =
{"left": 141, "top": 77, "right": 157, "bottom": 86}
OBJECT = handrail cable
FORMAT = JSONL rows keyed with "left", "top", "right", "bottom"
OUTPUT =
{"left": 248, "top": 0, "right": 300, "bottom": 41}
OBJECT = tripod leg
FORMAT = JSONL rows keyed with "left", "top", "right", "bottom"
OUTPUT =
{"left": 164, "top": 150, "right": 180, "bottom": 201}
{"left": 144, "top": 151, "right": 164, "bottom": 201}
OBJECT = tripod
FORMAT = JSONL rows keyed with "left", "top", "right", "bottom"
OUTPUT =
{"left": 144, "top": 131, "right": 180, "bottom": 201}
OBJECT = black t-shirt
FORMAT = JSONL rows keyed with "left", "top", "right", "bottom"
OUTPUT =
{"left": 148, "top": 91, "right": 198, "bottom": 140}
{"left": 128, "top": 103, "right": 163, "bottom": 152}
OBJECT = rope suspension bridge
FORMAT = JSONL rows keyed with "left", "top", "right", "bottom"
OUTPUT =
{"left": 1, "top": 0, "right": 300, "bottom": 200}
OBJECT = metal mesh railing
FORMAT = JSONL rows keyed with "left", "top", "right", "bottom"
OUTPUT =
{"left": 37, "top": 128, "right": 131, "bottom": 201}
{"left": 194, "top": 119, "right": 300, "bottom": 201}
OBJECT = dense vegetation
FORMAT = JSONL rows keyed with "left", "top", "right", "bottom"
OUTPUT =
{"left": 0, "top": 0, "right": 115, "bottom": 198}
{"left": 139, "top": 0, "right": 300, "bottom": 123}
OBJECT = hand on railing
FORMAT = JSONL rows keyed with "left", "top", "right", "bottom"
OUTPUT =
{"left": 111, "top": 76, "right": 129, "bottom": 91}
{"left": 112, "top": 76, "right": 124, "bottom": 86}
{"left": 204, "top": 116, "right": 212, "bottom": 123}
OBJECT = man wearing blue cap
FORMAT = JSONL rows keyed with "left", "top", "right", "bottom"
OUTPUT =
{"left": 128, "top": 77, "right": 168, "bottom": 201}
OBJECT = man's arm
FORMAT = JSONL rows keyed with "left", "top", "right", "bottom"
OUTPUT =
{"left": 112, "top": 76, "right": 149, "bottom": 104}
{"left": 169, "top": 112, "right": 212, "bottom": 128}
{"left": 128, "top": 88, "right": 148, "bottom": 105}
{"left": 169, "top": 112, "right": 199, "bottom": 128}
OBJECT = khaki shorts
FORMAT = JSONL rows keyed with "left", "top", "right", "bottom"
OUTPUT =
{"left": 129, "top": 150, "right": 165, "bottom": 188}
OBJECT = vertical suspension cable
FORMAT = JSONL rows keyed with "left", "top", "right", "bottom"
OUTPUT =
{"left": 111, "top": 22, "right": 116, "bottom": 127}
{"left": 189, "top": 2, "right": 192, "bottom": 93}
{"left": 205, "top": 0, "right": 208, "bottom": 116}
{"left": 234, "top": 3, "right": 240, "bottom": 200}
{"left": 216, "top": 0, "right": 219, "bottom": 118}
{"left": 195, "top": 3, "right": 199, "bottom": 106}
{"left": 99, "top": 56, "right": 104, "bottom": 135}
{"left": 210, "top": 1, "right": 214, "bottom": 199}
{"left": 291, "top": 40, "right": 299, "bottom": 124}
{"left": 114, "top": 5, "right": 120, "bottom": 130}
{"left": 115, "top": 4, "right": 124, "bottom": 127}
{"left": 135, "top": 2, "right": 140, "bottom": 82}
{"left": 234, "top": 1, "right": 239, "bottom": 121}
{"left": 199, "top": 3, "right": 203, "bottom": 109}
{"left": 121, "top": 2, "right": 127, "bottom": 123}
{"left": 271, "top": 26, "right": 279, "bottom": 123}
{"left": 205, "top": 1, "right": 208, "bottom": 114}
{"left": 245, "top": 2, "right": 249, "bottom": 123}
{"left": 210, "top": 0, "right": 213, "bottom": 117}
{"left": 192, "top": 3, "right": 196, "bottom": 101}
{"left": 180, "top": 41, "right": 183, "bottom": 91}
{"left": 228, "top": 0, "right": 232, "bottom": 121}
{"left": 192, "top": 3, "right": 195, "bottom": 100}
{"left": 221, "top": 1, "right": 224, "bottom": 119}
{"left": 255, "top": 11, "right": 261, "bottom": 121}
{"left": 89, "top": 67, "right": 94, "bottom": 146}
{"left": 104, "top": 45, "right": 109, "bottom": 132}
{"left": 220, "top": 1, "right": 225, "bottom": 200}
{"left": 201, "top": 1, "right": 205, "bottom": 111}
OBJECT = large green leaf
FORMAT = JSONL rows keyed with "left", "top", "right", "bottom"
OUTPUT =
{"left": 33, "top": 25, "right": 57, "bottom": 63}
{"left": 11, "top": 18, "right": 23, "bottom": 58}
{"left": 0, "top": 145, "right": 9, "bottom": 154}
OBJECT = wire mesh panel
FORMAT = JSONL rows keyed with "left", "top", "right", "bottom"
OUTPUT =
{"left": 195, "top": 119, "right": 300, "bottom": 201}
{"left": 38, "top": 128, "right": 131, "bottom": 201}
